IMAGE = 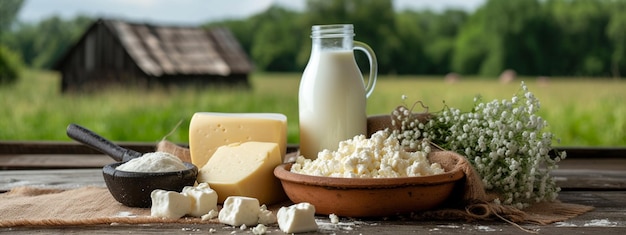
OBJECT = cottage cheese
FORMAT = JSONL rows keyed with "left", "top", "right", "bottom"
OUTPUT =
{"left": 116, "top": 151, "right": 187, "bottom": 172}
{"left": 291, "top": 130, "right": 444, "bottom": 178}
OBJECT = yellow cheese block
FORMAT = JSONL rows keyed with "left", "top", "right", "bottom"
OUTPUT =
{"left": 189, "top": 112, "right": 287, "bottom": 168}
{"left": 197, "top": 142, "right": 287, "bottom": 205}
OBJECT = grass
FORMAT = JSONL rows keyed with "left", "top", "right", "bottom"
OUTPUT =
{"left": 1, "top": 70, "right": 625, "bottom": 147}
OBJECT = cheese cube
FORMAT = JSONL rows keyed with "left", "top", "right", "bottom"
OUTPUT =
{"left": 197, "top": 141, "right": 287, "bottom": 204}
{"left": 218, "top": 196, "right": 261, "bottom": 226}
{"left": 277, "top": 203, "right": 318, "bottom": 233}
{"left": 189, "top": 112, "right": 287, "bottom": 168}
{"left": 181, "top": 183, "right": 218, "bottom": 217}
{"left": 150, "top": 189, "right": 191, "bottom": 219}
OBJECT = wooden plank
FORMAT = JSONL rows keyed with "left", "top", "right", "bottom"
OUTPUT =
{"left": 0, "top": 191, "right": 624, "bottom": 234}
{"left": 0, "top": 141, "right": 300, "bottom": 155}
{"left": 554, "top": 169, "right": 626, "bottom": 190}
{"left": 552, "top": 158, "right": 626, "bottom": 190}
{"left": 558, "top": 158, "right": 626, "bottom": 171}
{"left": 0, "top": 142, "right": 301, "bottom": 169}
{"left": 1, "top": 144, "right": 623, "bottom": 171}
{"left": 3, "top": 221, "right": 624, "bottom": 235}
{"left": 0, "top": 141, "right": 158, "bottom": 154}
{"left": 2, "top": 161, "right": 626, "bottom": 193}
{"left": 0, "top": 154, "right": 114, "bottom": 170}
{"left": 556, "top": 147, "right": 626, "bottom": 159}
{"left": 0, "top": 141, "right": 622, "bottom": 158}
{"left": 0, "top": 169, "right": 106, "bottom": 192}
{"left": 0, "top": 164, "right": 624, "bottom": 234}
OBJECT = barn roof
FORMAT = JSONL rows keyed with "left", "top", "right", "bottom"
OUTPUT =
{"left": 54, "top": 19, "right": 253, "bottom": 77}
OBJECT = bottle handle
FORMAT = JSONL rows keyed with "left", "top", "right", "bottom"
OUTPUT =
{"left": 353, "top": 41, "right": 378, "bottom": 98}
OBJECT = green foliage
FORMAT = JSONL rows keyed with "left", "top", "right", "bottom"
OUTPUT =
{"left": 206, "top": 6, "right": 306, "bottom": 71}
{"left": 3, "top": 0, "right": 626, "bottom": 77}
{"left": 392, "top": 11, "right": 428, "bottom": 74}
{"left": 0, "top": 45, "right": 23, "bottom": 84}
{"left": 606, "top": 1, "right": 626, "bottom": 77}
{"left": 546, "top": 0, "right": 613, "bottom": 76}
{"left": 452, "top": 20, "right": 488, "bottom": 75}
{"left": 302, "top": 0, "right": 399, "bottom": 73}
{"left": 2, "top": 15, "right": 93, "bottom": 69}
{"left": 2, "top": 70, "right": 625, "bottom": 147}
{"left": 250, "top": 6, "right": 303, "bottom": 71}
{"left": 0, "top": 0, "right": 24, "bottom": 34}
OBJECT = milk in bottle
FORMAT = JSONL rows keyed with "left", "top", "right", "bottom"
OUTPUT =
{"left": 298, "top": 24, "right": 377, "bottom": 159}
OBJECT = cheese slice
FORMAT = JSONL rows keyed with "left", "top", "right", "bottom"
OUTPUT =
{"left": 189, "top": 112, "right": 287, "bottom": 168}
{"left": 197, "top": 141, "right": 287, "bottom": 205}
{"left": 277, "top": 203, "right": 318, "bottom": 233}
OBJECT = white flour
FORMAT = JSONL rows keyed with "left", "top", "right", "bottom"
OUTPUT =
{"left": 116, "top": 151, "right": 187, "bottom": 172}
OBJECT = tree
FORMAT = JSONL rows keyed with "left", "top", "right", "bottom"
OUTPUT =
{"left": 421, "top": 10, "right": 468, "bottom": 74}
{"left": 451, "top": 8, "right": 489, "bottom": 75}
{"left": 0, "top": 0, "right": 24, "bottom": 84}
{"left": 392, "top": 10, "right": 428, "bottom": 74}
{"left": 0, "top": 45, "right": 22, "bottom": 84}
{"left": 0, "top": 0, "right": 24, "bottom": 36}
{"left": 479, "top": 0, "right": 546, "bottom": 76}
{"left": 249, "top": 6, "right": 303, "bottom": 71}
{"left": 606, "top": 1, "right": 626, "bottom": 78}
{"left": 207, "top": 6, "right": 304, "bottom": 72}
{"left": 545, "top": 0, "right": 612, "bottom": 76}
{"left": 31, "top": 15, "right": 93, "bottom": 69}
{"left": 4, "top": 15, "right": 93, "bottom": 69}
{"left": 301, "top": 0, "right": 398, "bottom": 74}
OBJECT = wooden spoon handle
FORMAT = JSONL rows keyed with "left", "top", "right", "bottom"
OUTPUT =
{"left": 66, "top": 123, "right": 143, "bottom": 162}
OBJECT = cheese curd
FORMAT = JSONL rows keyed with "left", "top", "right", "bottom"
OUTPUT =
{"left": 181, "top": 183, "right": 218, "bottom": 217}
{"left": 276, "top": 202, "right": 318, "bottom": 233}
{"left": 257, "top": 204, "right": 277, "bottom": 225}
{"left": 150, "top": 189, "right": 192, "bottom": 219}
{"left": 291, "top": 130, "right": 444, "bottom": 178}
{"left": 218, "top": 196, "right": 261, "bottom": 226}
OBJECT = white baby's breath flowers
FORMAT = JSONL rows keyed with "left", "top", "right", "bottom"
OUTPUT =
{"left": 391, "top": 81, "right": 566, "bottom": 209}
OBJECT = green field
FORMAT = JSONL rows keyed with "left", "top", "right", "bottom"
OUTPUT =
{"left": 1, "top": 70, "right": 625, "bottom": 147}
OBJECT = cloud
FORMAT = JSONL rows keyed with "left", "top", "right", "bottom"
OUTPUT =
{"left": 17, "top": 0, "right": 270, "bottom": 25}
{"left": 17, "top": 0, "right": 483, "bottom": 25}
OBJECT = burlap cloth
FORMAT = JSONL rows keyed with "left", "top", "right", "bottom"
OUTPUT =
{"left": 0, "top": 147, "right": 593, "bottom": 228}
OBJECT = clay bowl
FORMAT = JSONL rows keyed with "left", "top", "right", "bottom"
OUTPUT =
{"left": 274, "top": 161, "right": 464, "bottom": 217}
{"left": 102, "top": 162, "right": 197, "bottom": 208}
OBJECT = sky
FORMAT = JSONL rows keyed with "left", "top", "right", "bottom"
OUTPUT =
{"left": 17, "top": 0, "right": 486, "bottom": 26}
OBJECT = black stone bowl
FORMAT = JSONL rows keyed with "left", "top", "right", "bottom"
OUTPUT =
{"left": 102, "top": 162, "right": 198, "bottom": 208}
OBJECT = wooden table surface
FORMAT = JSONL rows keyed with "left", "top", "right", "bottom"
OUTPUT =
{"left": 1, "top": 142, "right": 625, "bottom": 234}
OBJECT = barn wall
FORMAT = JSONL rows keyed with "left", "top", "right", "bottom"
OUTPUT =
{"left": 56, "top": 19, "right": 253, "bottom": 93}
{"left": 59, "top": 22, "right": 150, "bottom": 93}
{"left": 155, "top": 73, "right": 250, "bottom": 89}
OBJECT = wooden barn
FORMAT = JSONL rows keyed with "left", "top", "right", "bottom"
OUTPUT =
{"left": 53, "top": 19, "right": 253, "bottom": 92}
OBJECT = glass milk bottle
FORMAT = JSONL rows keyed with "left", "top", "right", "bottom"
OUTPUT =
{"left": 298, "top": 24, "right": 377, "bottom": 159}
